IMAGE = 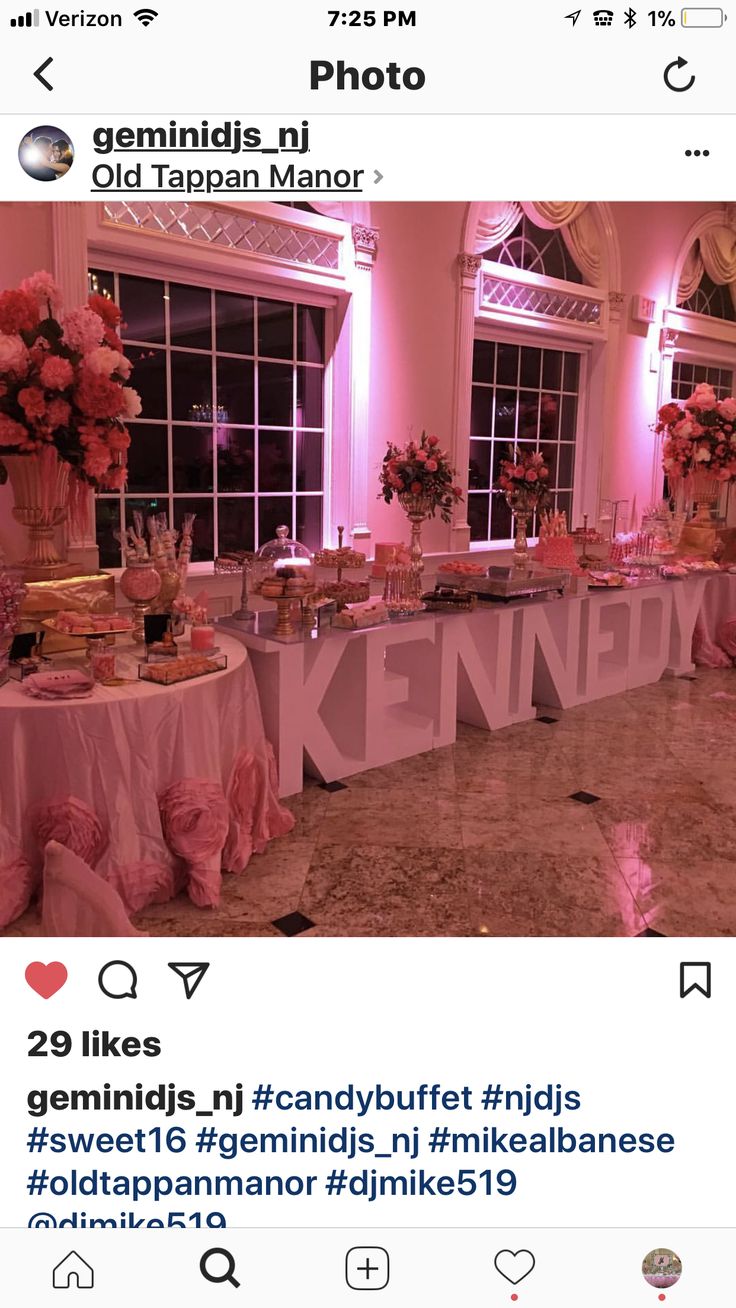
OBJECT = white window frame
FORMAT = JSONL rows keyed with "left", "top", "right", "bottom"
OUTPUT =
{"left": 84, "top": 201, "right": 359, "bottom": 572}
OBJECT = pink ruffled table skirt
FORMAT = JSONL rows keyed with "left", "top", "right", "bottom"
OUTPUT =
{"left": 0, "top": 633, "right": 294, "bottom": 928}
{"left": 693, "top": 573, "right": 736, "bottom": 667}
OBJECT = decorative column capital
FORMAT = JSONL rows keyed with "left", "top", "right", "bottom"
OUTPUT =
{"left": 608, "top": 290, "right": 626, "bottom": 321}
{"left": 661, "top": 327, "right": 679, "bottom": 353}
{"left": 352, "top": 224, "right": 379, "bottom": 271}
{"left": 457, "top": 252, "right": 482, "bottom": 288}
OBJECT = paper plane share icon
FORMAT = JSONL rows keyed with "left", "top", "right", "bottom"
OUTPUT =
{"left": 168, "top": 961, "right": 210, "bottom": 999}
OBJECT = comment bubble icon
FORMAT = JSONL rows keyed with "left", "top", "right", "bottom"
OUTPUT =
{"left": 98, "top": 959, "right": 138, "bottom": 1000}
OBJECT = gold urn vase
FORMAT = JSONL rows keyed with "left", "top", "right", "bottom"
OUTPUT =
{"left": 3, "top": 447, "right": 75, "bottom": 581}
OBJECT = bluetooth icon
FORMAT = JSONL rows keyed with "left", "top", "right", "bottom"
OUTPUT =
{"left": 624, "top": 6, "right": 637, "bottom": 24}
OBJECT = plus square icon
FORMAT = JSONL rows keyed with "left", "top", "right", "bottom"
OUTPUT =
{"left": 345, "top": 1247, "right": 390, "bottom": 1291}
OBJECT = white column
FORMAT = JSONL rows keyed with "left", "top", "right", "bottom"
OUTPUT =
{"left": 52, "top": 205, "right": 100, "bottom": 574}
{"left": 449, "top": 253, "right": 482, "bottom": 553}
{"left": 348, "top": 224, "right": 379, "bottom": 547}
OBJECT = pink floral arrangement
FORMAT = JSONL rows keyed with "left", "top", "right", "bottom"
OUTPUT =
{"left": 656, "top": 382, "right": 736, "bottom": 482}
{"left": 0, "top": 270, "right": 139, "bottom": 491}
{"left": 496, "top": 445, "right": 552, "bottom": 510}
{"left": 379, "top": 431, "right": 463, "bottom": 524}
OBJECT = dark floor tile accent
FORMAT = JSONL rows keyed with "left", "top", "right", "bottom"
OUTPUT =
{"left": 272, "top": 911, "right": 316, "bottom": 936}
{"left": 320, "top": 780, "right": 348, "bottom": 792}
{"left": 537, "top": 716, "right": 559, "bottom": 725}
{"left": 637, "top": 927, "right": 667, "bottom": 938}
{"left": 569, "top": 790, "right": 601, "bottom": 805}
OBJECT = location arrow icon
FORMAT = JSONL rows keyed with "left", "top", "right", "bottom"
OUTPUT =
{"left": 565, "top": 9, "right": 582, "bottom": 24}
{"left": 168, "top": 961, "right": 210, "bottom": 999}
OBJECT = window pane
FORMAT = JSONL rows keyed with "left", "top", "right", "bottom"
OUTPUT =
{"left": 518, "top": 393, "right": 540, "bottom": 440}
{"left": 259, "top": 431, "right": 292, "bottom": 492}
{"left": 496, "top": 344, "right": 519, "bottom": 386}
{"left": 95, "top": 499, "right": 122, "bottom": 568}
{"left": 563, "top": 353, "right": 580, "bottom": 391}
{"left": 296, "top": 366, "right": 323, "bottom": 428}
{"left": 126, "top": 423, "right": 168, "bottom": 494}
{"left": 494, "top": 391, "right": 517, "bottom": 441}
{"left": 540, "top": 394, "right": 561, "bottom": 441}
{"left": 259, "top": 496, "right": 293, "bottom": 546}
{"left": 542, "top": 351, "right": 562, "bottom": 390}
{"left": 296, "top": 432, "right": 322, "bottom": 492}
{"left": 217, "top": 357, "right": 255, "bottom": 425}
{"left": 471, "top": 386, "right": 492, "bottom": 437}
{"left": 126, "top": 348, "right": 167, "bottom": 421}
{"left": 473, "top": 339, "right": 493, "bottom": 382}
{"left": 538, "top": 442, "right": 559, "bottom": 484}
{"left": 218, "top": 497, "right": 255, "bottom": 554}
{"left": 173, "top": 426, "right": 213, "bottom": 493}
{"left": 468, "top": 493, "right": 490, "bottom": 542}
{"left": 124, "top": 496, "right": 167, "bottom": 541}
{"left": 259, "top": 362, "right": 293, "bottom": 427}
{"left": 218, "top": 428, "right": 255, "bottom": 493}
{"left": 555, "top": 490, "right": 572, "bottom": 522}
{"left": 469, "top": 440, "right": 491, "bottom": 490}
{"left": 520, "top": 347, "right": 541, "bottom": 389}
{"left": 557, "top": 443, "right": 575, "bottom": 487}
{"left": 216, "top": 292, "right": 254, "bottom": 356}
{"left": 173, "top": 498, "right": 214, "bottom": 562}
{"left": 169, "top": 282, "right": 212, "bottom": 351}
{"left": 171, "top": 352, "right": 212, "bottom": 422}
{"left": 295, "top": 496, "right": 322, "bottom": 551}
{"left": 560, "top": 394, "right": 578, "bottom": 441}
{"left": 119, "top": 275, "right": 166, "bottom": 343}
{"left": 489, "top": 492, "right": 513, "bottom": 541}
{"left": 89, "top": 268, "right": 115, "bottom": 301}
{"left": 297, "top": 305, "right": 325, "bottom": 364}
{"left": 258, "top": 299, "right": 293, "bottom": 359}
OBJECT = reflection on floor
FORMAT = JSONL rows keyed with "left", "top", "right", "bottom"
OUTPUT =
{"left": 7, "top": 668, "right": 736, "bottom": 938}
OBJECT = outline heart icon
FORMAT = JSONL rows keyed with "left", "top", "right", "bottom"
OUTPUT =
{"left": 25, "top": 961, "right": 68, "bottom": 999}
{"left": 494, "top": 1249, "right": 536, "bottom": 1285}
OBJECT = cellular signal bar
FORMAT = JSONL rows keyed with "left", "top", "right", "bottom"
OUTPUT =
{"left": 9, "top": 9, "right": 40, "bottom": 25}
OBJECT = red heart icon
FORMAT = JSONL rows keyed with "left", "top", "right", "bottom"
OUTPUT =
{"left": 25, "top": 961, "right": 68, "bottom": 999}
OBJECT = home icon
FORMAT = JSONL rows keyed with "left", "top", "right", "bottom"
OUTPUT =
{"left": 52, "top": 1251, "right": 94, "bottom": 1289}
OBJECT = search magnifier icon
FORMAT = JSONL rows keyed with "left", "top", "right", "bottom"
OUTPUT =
{"left": 200, "top": 1248, "right": 241, "bottom": 1288}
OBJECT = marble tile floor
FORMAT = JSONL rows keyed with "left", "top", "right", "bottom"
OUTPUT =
{"left": 6, "top": 667, "right": 736, "bottom": 938}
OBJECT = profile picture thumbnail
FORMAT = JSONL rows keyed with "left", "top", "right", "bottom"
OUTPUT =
{"left": 642, "top": 1248, "right": 683, "bottom": 1290}
{"left": 18, "top": 126, "right": 74, "bottom": 182}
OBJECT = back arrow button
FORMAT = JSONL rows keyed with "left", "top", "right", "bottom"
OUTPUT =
{"left": 34, "top": 57, "right": 54, "bottom": 91}
{"left": 664, "top": 56, "right": 695, "bottom": 93}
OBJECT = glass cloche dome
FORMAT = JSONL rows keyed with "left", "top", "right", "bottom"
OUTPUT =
{"left": 255, "top": 525, "right": 315, "bottom": 596}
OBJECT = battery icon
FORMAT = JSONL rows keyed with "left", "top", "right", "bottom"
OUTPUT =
{"left": 682, "top": 7, "right": 726, "bottom": 23}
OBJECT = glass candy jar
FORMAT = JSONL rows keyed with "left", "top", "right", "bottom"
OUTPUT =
{"left": 255, "top": 526, "right": 315, "bottom": 636}
{"left": 119, "top": 560, "right": 162, "bottom": 644}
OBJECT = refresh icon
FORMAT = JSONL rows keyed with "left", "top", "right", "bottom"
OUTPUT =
{"left": 664, "top": 56, "right": 696, "bottom": 92}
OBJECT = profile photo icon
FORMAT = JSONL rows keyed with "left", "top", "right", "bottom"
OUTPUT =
{"left": 642, "top": 1248, "right": 683, "bottom": 1291}
{"left": 18, "top": 126, "right": 74, "bottom": 182}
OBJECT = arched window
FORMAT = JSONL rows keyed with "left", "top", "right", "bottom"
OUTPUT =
{"left": 465, "top": 203, "right": 610, "bottom": 545}
{"left": 679, "top": 263, "right": 736, "bottom": 322}
{"left": 481, "top": 213, "right": 585, "bottom": 285}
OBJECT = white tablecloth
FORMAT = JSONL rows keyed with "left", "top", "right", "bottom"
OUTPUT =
{"left": 0, "top": 632, "right": 293, "bottom": 926}
{"left": 693, "top": 573, "right": 736, "bottom": 665}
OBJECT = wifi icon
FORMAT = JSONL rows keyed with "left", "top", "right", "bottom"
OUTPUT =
{"left": 134, "top": 7, "right": 158, "bottom": 25}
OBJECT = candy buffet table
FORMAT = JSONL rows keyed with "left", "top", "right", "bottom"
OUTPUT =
{"left": 0, "top": 632, "right": 293, "bottom": 928}
{"left": 221, "top": 574, "right": 722, "bottom": 795}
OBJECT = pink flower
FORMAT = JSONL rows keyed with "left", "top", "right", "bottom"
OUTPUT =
{"left": 426, "top": 435, "right": 439, "bottom": 446}
{"left": 0, "top": 414, "right": 32, "bottom": 448}
{"left": 85, "top": 345, "right": 131, "bottom": 379}
{"left": 102, "top": 464, "right": 128, "bottom": 490}
{"left": 525, "top": 469, "right": 538, "bottom": 482}
{"left": 410, "top": 480, "right": 423, "bottom": 494}
{"left": 20, "top": 271, "right": 61, "bottom": 315}
{"left": 107, "top": 425, "right": 131, "bottom": 453}
{"left": 539, "top": 466, "right": 549, "bottom": 478}
{"left": 63, "top": 305, "right": 105, "bottom": 354}
{"left": 158, "top": 779, "right": 229, "bottom": 908}
{"left": 425, "top": 458, "right": 438, "bottom": 472}
{"left": 32, "top": 796, "right": 108, "bottom": 868}
{"left": 40, "top": 355, "right": 74, "bottom": 391}
{"left": 46, "top": 398, "right": 71, "bottom": 430}
{"left": 0, "top": 331, "right": 30, "bottom": 378}
{"left": 415, "top": 449, "right": 428, "bottom": 462}
{"left": 18, "top": 386, "right": 46, "bottom": 420}
{"left": 717, "top": 396, "right": 736, "bottom": 421}
{"left": 120, "top": 386, "right": 142, "bottom": 419}
{"left": 685, "top": 382, "right": 717, "bottom": 411}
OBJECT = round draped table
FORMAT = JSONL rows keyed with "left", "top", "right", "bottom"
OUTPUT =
{"left": 693, "top": 572, "right": 736, "bottom": 666}
{"left": 0, "top": 631, "right": 293, "bottom": 928}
